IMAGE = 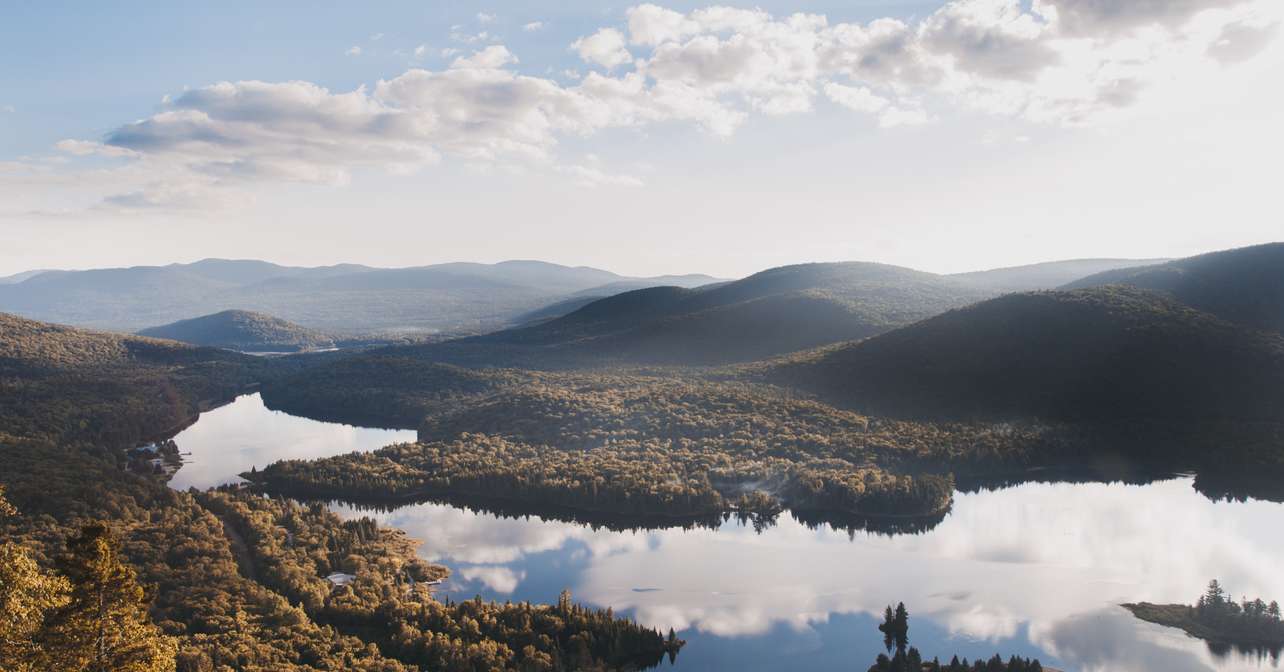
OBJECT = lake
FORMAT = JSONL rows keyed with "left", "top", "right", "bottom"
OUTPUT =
{"left": 170, "top": 393, "right": 1284, "bottom": 671}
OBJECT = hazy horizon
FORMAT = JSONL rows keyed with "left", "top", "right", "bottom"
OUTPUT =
{"left": 0, "top": 249, "right": 1188, "bottom": 282}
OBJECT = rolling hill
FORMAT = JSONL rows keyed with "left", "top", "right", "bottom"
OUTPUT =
{"left": 948, "top": 258, "right": 1168, "bottom": 292}
{"left": 771, "top": 286, "right": 1284, "bottom": 423}
{"left": 1062, "top": 243, "right": 1284, "bottom": 333}
{"left": 344, "top": 261, "right": 995, "bottom": 367}
{"left": 137, "top": 309, "right": 336, "bottom": 353}
{"left": 0, "top": 258, "right": 717, "bottom": 334}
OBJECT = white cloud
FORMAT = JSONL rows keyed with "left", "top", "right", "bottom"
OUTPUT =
{"left": 523, "top": 21, "right": 545, "bottom": 32}
{"left": 51, "top": 0, "right": 1280, "bottom": 208}
{"left": 477, "top": 12, "right": 496, "bottom": 24}
{"left": 54, "top": 139, "right": 137, "bottom": 158}
{"left": 1035, "top": 0, "right": 1247, "bottom": 37}
{"left": 572, "top": 28, "right": 634, "bottom": 69}
{"left": 458, "top": 565, "right": 524, "bottom": 594}
{"left": 345, "top": 46, "right": 362, "bottom": 56}
{"left": 370, "top": 32, "right": 385, "bottom": 41}
{"left": 451, "top": 29, "right": 493, "bottom": 45}
{"left": 450, "top": 45, "right": 518, "bottom": 70}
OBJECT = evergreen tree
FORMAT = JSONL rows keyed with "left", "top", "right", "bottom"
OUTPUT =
{"left": 43, "top": 523, "right": 177, "bottom": 672}
{"left": 1204, "top": 580, "right": 1227, "bottom": 612}
{"left": 880, "top": 605, "right": 896, "bottom": 653}
{"left": 893, "top": 602, "right": 910, "bottom": 653}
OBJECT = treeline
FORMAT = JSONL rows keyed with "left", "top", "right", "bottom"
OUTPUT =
{"left": 1125, "top": 580, "right": 1284, "bottom": 650}
{"left": 246, "top": 433, "right": 954, "bottom": 522}
{"left": 197, "top": 490, "right": 682, "bottom": 670}
{"left": 251, "top": 372, "right": 1103, "bottom": 522}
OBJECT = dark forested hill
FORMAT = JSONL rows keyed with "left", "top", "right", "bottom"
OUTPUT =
{"left": 948, "top": 258, "right": 1168, "bottom": 292}
{"left": 138, "top": 309, "right": 336, "bottom": 353}
{"left": 0, "top": 312, "right": 262, "bottom": 444}
{"left": 771, "top": 286, "right": 1284, "bottom": 423}
{"left": 0, "top": 258, "right": 716, "bottom": 334}
{"left": 1061, "top": 243, "right": 1284, "bottom": 333}
{"left": 400, "top": 261, "right": 994, "bottom": 367}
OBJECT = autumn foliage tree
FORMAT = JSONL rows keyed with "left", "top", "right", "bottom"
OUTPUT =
{"left": 41, "top": 523, "right": 177, "bottom": 672}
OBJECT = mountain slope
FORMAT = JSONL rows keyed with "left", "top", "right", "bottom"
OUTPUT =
{"left": 771, "top": 286, "right": 1284, "bottom": 422}
{"left": 379, "top": 261, "right": 993, "bottom": 367}
{"left": 1062, "top": 243, "right": 1284, "bottom": 332}
{"left": 137, "top": 309, "right": 335, "bottom": 353}
{"left": 0, "top": 258, "right": 714, "bottom": 334}
{"left": 948, "top": 258, "right": 1169, "bottom": 292}
{"left": 0, "top": 269, "right": 52, "bottom": 284}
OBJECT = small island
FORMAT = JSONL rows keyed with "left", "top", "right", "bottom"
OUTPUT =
{"left": 866, "top": 602, "right": 1048, "bottom": 672}
{"left": 1124, "top": 580, "right": 1284, "bottom": 650}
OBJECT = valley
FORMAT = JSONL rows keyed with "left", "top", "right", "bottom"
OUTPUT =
{"left": 2, "top": 243, "right": 1282, "bottom": 671}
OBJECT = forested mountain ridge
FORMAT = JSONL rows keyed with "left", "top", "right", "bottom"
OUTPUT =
{"left": 138, "top": 309, "right": 336, "bottom": 353}
{"left": 770, "top": 286, "right": 1284, "bottom": 425}
{"left": 333, "top": 261, "right": 995, "bottom": 368}
{"left": 947, "top": 258, "right": 1168, "bottom": 292}
{"left": 1061, "top": 243, "right": 1284, "bottom": 332}
{"left": 0, "top": 258, "right": 718, "bottom": 334}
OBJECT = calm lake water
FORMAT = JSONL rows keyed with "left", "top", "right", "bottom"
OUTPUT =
{"left": 171, "top": 393, "right": 1284, "bottom": 672}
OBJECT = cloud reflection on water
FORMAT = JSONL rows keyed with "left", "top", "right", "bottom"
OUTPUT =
{"left": 335, "top": 477, "right": 1284, "bottom": 671}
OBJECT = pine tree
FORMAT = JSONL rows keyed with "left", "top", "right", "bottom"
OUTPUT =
{"left": 42, "top": 523, "right": 177, "bottom": 672}
{"left": 893, "top": 602, "right": 910, "bottom": 653}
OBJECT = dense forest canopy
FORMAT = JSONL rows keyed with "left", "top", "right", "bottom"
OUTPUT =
{"left": 1062, "top": 242, "right": 1284, "bottom": 333}
{"left": 771, "top": 286, "right": 1284, "bottom": 425}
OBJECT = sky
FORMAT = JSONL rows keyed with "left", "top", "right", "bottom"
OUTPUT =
{"left": 1, "top": 0, "right": 1281, "bottom": 279}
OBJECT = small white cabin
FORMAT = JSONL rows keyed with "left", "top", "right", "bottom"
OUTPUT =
{"left": 325, "top": 572, "right": 356, "bottom": 587}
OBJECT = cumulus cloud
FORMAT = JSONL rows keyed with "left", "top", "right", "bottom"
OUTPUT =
{"left": 56, "top": 0, "right": 1280, "bottom": 208}
{"left": 572, "top": 28, "right": 634, "bottom": 69}
{"left": 523, "top": 21, "right": 545, "bottom": 32}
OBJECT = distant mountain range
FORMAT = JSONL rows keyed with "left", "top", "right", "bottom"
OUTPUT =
{"left": 0, "top": 259, "right": 723, "bottom": 334}
{"left": 137, "top": 310, "right": 335, "bottom": 353}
